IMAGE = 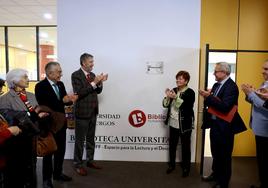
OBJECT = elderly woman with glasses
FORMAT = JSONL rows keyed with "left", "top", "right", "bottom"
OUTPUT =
{"left": 0, "top": 68, "right": 47, "bottom": 188}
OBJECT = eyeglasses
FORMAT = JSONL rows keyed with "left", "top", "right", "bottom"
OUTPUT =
{"left": 214, "top": 70, "right": 223, "bottom": 74}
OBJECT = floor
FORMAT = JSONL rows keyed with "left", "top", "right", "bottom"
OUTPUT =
{"left": 36, "top": 157, "right": 258, "bottom": 188}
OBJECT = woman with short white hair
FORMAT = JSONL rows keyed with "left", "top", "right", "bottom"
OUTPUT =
{"left": 0, "top": 68, "right": 41, "bottom": 188}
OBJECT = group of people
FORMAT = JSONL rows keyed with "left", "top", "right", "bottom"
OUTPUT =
{"left": 0, "top": 56, "right": 267, "bottom": 188}
{"left": 0, "top": 53, "right": 107, "bottom": 188}
{"left": 164, "top": 61, "right": 268, "bottom": 188}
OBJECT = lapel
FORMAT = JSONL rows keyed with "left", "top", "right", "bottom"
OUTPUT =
{"left": 216, "top": 78, "right": 231, "bottom": 98}
{"left": 79, "top": 69, "right": 89, "bottom": 86}
{"left": 9, "top": 89, "right": 28, "bottom": 111}
{"left": 44, "top": 78, "right": 61, "bottom": 100}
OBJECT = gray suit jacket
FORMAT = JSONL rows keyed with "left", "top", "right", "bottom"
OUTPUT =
{"left": 71, "top": 68, "right": 102, "bottom": 118}
{"left": 0, "top": 89, "right": 38, "bottom": 111}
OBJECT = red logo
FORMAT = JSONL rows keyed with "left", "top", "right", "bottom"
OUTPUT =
{"left": 128, "top": 110, "right": 146, "bottom": 128}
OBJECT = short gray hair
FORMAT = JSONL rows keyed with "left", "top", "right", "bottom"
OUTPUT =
{"left": 215, "top": 62, "right": 231, "bottom": 75}
{"left": 6, "top": 68, "right": 28, "bottom": 89}
{"left": 45, "top": 62, "right": 60, "bottom": 75}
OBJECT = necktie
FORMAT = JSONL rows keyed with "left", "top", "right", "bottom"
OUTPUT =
{"left": 213, "top": 83, "right": 221, "bottom": 96}
{"left": 86, "top": 74, "right": 90, "bottom": 80}
{"left": 52, "top": 83, "right": 60, "bottom": 100}
{"left": 86, "top": 73, "right": 93, "bottom": 83}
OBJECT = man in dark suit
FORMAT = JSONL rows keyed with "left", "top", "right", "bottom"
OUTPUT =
{"left": 199, "top": 62, "right": 246, "bottom": 188}
{"left": 35, "top": 62, "right": 77, "bottom": 188}
{"left": 72, "top": 53, "right": 107, "bottom": 176}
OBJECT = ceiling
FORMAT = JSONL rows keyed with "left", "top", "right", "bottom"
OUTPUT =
{"left": 0, "top": 0, "right": 56, "bottom": 25}
{"left": 0, "top": 0, "right": 57, "bottom": 52}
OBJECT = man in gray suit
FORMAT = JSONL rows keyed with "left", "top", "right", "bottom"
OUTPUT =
{"left": 241, "top": 60, "right": 268, "bottom": 188}
{"left": 72, "top": 53, "right": 108, "bottom": 176}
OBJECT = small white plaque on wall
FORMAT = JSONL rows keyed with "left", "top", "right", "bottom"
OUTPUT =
{"left": 146, "top": 61, "right": 164, "bottom": 74}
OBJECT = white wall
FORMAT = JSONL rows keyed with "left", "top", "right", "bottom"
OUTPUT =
{"left": 58, "top": 0, "right": 201, "bottom": 161}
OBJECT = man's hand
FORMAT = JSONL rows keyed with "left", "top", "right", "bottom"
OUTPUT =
{"left": 63, "top": 94, "right": 78, "bottom": 103}
{"left": 38, "top": 112, "right": 49, "bottom": 118}
{"left": 199, "top": 89, "right": 211, "bottom": 98}
{"left": 255, "top": 88, "right": 268, "bottom": 100}
{"left": 34, "top": 106, "right": 49, "bottom": 118}
{"left": 102, "top": 73, "right": 108, "bottom": 82}
{"left": 241, "top": 84, "right": 255, "bottom": 95}
{"left": 93, "top": 74, "right": 103, "bottom": 85}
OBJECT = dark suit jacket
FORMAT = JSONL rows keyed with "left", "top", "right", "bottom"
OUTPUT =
{"left": 35, "top": 78, "right": 67, "bottom": 113}
{"left": 203, "top": 78, "right": 246, "bottom": 134}
{"left": 71, "top": 68, "right": 102, "bottom": 119}
{"left": 35, "top": 78, "right": 70, "bottom": 133}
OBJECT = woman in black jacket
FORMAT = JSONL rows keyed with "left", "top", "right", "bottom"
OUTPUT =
{"left": 163, "top": 70, "right": 195, "bottom": 177}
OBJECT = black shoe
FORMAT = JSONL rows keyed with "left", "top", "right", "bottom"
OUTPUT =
{"left": 202, "top": 173, "right": 216, "bottom": 182}
{"left": 166, "top": 166, "right": 175, "bottom": 174}
{"left": 182, "top": 169, "right": 189, "bottom": 177}
{"left": 53, "top": 173, "right": 72, "bottom": 182}
{"left": 43, "top": 179, "right": 54, "bottom": 188}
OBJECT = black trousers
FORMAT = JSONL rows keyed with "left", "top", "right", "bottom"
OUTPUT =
{"left": 255, "top": 135, "right": 268, "bottom": 187}
{"left": 43, "top": 127, "right": 66, "bottom": 181}
{"left": 168, "top": 126, "right": 192, "bottom": 171}
{"left": 3, "top": 136, "right": 36, "bottom": 188}
{"left": 210, "top": 122, "right": 234, "bottom": 188}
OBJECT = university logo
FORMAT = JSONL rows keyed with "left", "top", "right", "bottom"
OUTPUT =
{"left": 128, "top": 110, "right": 146, "bottom": 128}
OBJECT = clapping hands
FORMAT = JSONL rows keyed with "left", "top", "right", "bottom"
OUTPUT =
{"left": 63, "top": 94, "right": 78, "bottom": 103}
{"left": 198, "top": 89, "right": 211, "bottom": 98}
{"left": 165, "top": 88, "right": 177, "bottom": 99}
{"left": 241, "top": 83, "right": 268, "bottom": 100}
{"left": 241, "top": 84, "right": 255, "bottom": 95}
{"left": 255, "top": 87, "right": 268, "bottom": 100}
{"left": 94, "top": 73, "right": 108, "bottom": 84}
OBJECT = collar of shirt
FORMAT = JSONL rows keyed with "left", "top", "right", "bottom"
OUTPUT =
{"left": 214, "top": 76, "right": 230, "bottom": 96}
{"left": 47, "top": 77, "right": 57, "bottom": 87}
{"left": 218, "top": 76, "right": 230, "bottom": 86}
{"left": 81, "top": 67, "right": 90, "bottom": 77}
{"left": 177, "top": 86, "right": 188, "bottom": 94}
{"left": 261, "top": 80, "right": 268, "bottom": 88}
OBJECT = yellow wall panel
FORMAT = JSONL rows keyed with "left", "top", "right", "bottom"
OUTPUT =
{"left": 199, "top": 0, "right": 268, "bottom": 157}
{"left": 201, "top": 0, "right": 239, "bottom": 50}
{"left": 233, "top": 53, "right": 268, "bottom": 156}
{"left": 239, "top": 0, "right": 268, "bottom": 50}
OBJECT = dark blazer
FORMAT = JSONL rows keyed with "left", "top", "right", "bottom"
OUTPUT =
{"left": 35, "top": 78, "right": 67, "bottom": 113}
{"left": 164, "top": 87, "right": 195, "bottom": 133}
{"left": 71, "top": 68, "right": 102, "bottom": 118}
{"left": 203, "top": 78, "right": 246, "bottom": 134}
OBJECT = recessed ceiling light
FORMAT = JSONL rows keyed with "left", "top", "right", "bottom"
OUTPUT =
{"left": 43, "top": 13, "right": 52, "bottom": 19}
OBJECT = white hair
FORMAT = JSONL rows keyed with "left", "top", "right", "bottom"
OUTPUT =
{"left": 6, "top": 68, "right": 28, "bottom": 89}
{"left": 216, "top": 62, "right": 231, "bottom": 75}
